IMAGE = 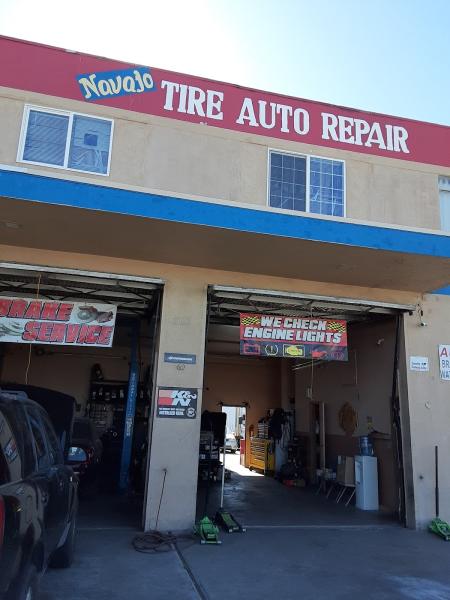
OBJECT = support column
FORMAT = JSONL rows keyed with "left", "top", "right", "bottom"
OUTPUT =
{"left": 144, "top": 278, "right": 207, "bottom": 532}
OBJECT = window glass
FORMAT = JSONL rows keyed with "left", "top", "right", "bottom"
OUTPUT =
{"left": 27, "top": 407, "right": 49, "bottom": 470}
{"left": 68, "top": 115, "right": 112, "bottom": 174}
{"left": 309, "top": 157, "right": 344, "bottom": 217}
{"left": 23, "top": 110, "right": 69, "bottom": 166}
{"left": 20, "top": 107, "right": 113, "bottom": 175}
{"left": 440, "top": 190, "right": 450, "bottom": 232}
{"left": 269, "top": 151, "right": 344, "bottom": 217}
{"left": 40, "top": 411, "right": 63, "bottom": 466}
{"left": 269, "top": 152, "right": 306, "bottom": 211}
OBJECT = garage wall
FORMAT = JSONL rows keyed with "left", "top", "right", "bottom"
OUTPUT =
{"left": 203, "top": 355, "right": 282, "bottom": 439}
{"left": 0, "top": 325, "right": 152, "bottom": 413}
{"left": 294, "top": 318, "right": 398, "bottom": 510}
{"left": 0, "top": 344, "right": 127, "bottom": 411}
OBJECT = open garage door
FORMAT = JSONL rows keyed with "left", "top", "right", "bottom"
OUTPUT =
{"left": 197, "top": 285, "right": 414, "bottom": 528}
{"left": 0, "top": 263, "right": 163, "bottom": 529}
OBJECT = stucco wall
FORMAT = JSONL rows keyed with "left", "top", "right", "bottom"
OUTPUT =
{"left": 403, "top": 294, "right": 450, "bottom": 528}
{"left": 1, "top": 243, "right": 447, "bottom": 530}
{"left": 0, "top": 88, "right": 447, "bottom": 231}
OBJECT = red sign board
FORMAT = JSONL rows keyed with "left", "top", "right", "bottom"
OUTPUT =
{"left": 1, "top": 36, "right": 450, "bottom": 168}
{"left": 240, "top": 313, "right": 348, "bottom": 361}
{"left": 0, "top": 297, "right": 117, "bottom": 347}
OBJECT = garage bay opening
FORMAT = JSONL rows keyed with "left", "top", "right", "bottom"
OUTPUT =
{"left": 196, "top": 285, "right": 410, "bottom": 529}
{"left": 0, "top": 265, "right": 162, "bottom": 529}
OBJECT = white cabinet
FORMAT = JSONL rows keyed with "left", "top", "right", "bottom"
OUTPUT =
{"left": 355, "top": 455, "right": 379, "bottom": 510}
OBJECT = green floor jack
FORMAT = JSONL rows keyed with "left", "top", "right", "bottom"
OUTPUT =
{"left": 429, "top": 446, "right": 450, "bottom": 541}
{"left": 215, "top": 424, "right": 246, "bottom": 534}
{"left": 195, "top": 516, "right": 221, "bottom": 544}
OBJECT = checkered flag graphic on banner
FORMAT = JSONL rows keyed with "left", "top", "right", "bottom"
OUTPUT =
{"left": 327, "top": 321, "right": 346, "bottom": 333}
{"left": 241, "top": 315, "right": 261, "bottom": 326}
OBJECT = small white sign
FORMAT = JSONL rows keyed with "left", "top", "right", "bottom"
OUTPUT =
{"left": 439, "top": 345, "right": 450, "bottom": 381}
{"left": 409, "top": 356, "right": 429, "bottom": 372}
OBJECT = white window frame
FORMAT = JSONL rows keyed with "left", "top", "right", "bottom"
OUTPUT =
{"left": 266, "top": 148, "right": 346, "bottom": 218}
{"left": 17, "top": 104, "right": 114, "bottom": 177}
{"left": 438, "top": 176, "right": 450, "bottom": 232}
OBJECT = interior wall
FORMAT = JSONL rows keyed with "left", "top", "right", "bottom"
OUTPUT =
{"left": 0, "top": 323, "right": 153, "bottom": 414}
{"left": 203, "top": 355, "right": 282, "bottom": 441}
{"left": 295, "top": 318, "right": 398, "bottom": 510}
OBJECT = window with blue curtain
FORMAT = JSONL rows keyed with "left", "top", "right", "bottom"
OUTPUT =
{"left": 269, "top": 151, "right": 345, "bottom": 217}
{"left": 23, "top": 110, "right": 69, "bottom": 166}
{"left": 20, "top": 107, "right": 112, "bottom": 175}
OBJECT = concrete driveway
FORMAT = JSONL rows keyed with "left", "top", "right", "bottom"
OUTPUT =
{"left": 42, "top": 524, "right": 450, "bottom": 600}
{"left": 41, "top": 527, "right": 199, "bottom": 600}
{"left": 42, "top": 462, "right": 450, "bottom": 599}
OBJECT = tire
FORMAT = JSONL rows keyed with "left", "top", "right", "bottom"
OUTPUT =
{"left": 49, "top": 515, "right": 76, "bottom": 568}
{"left": 11, "top": 563, "right": 40, "bottom": 600}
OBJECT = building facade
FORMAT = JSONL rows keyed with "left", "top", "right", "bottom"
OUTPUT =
{"left": 0, "top": 36, "right": 449, "bottom": 531}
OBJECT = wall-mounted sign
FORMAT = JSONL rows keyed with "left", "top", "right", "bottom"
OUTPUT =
{"left": 0, "top": 297, "right": 117, "bottom": 347}
{"left": 439, "top": 345, "right": 450, "bottom": 381}
{"left": 2, "top": 37, "right": 450, "bottom": 168}
{"left": 164, "top": 353, "right": 197, "bottom": 365}
{"left": 157, "top": 387, "right": 198, "bottom": 419}
{"left": 239, "top": 313, "right": 348, "bottom": 361}
{"left": 409, "top": 356, "right": 429, "bottom": 372}
{"left": 77, "top": 66, "right": 156, "bottom": 101}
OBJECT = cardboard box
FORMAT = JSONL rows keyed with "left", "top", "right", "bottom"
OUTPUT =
{"left": 336, "top": 456, "right": 355, "bottom": 485}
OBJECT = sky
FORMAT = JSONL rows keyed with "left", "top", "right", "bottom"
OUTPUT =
{"left": 0, "top": 0, "right": 449, "bottom": 125}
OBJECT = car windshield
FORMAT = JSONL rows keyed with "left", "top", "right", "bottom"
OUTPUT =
{"left": 72, "top": 420, "right": 92, "bottom": 440}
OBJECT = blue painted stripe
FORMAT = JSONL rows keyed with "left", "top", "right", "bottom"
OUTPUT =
{"left": 432, "top": 286, "right": 450, "bottom": 295}
{"left": 1, "top": 169, "right": 450, "bottom": 259}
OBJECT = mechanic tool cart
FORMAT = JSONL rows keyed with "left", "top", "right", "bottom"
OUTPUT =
{"left": 198, "top": 411, "right": 227, "bottom": 483}
{"left": 198, "top": 431, "right": 222, "bottom": 481}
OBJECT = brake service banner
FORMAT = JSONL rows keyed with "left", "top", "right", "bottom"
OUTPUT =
{"left": 0, "top": 297, "right": 117, "bottom": 347}
{"left": 240, "top": 313, "right": 348, "bottom": 361}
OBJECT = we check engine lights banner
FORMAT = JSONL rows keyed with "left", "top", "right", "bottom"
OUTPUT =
{"left": 240, "top": 313, "right": 348, "bottom": 361}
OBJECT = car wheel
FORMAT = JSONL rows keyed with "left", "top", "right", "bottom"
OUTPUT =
{"left": 49, "top": 515, "right": 76, "bottom": 568}
{"left": 12, "top": 563, "right": 40, "bottom": 600}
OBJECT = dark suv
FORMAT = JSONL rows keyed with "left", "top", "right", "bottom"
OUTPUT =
{"left": 0, "top": 390, "right": 78, "bottom": 600}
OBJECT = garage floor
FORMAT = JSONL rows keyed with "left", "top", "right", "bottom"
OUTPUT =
{"left": 76, "top": 492, "right": 143, "bottom": 530}
{"left": 196, "top": 452, "right": 396, "bottom": 527}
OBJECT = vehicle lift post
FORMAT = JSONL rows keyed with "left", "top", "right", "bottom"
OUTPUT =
{"left": 119, "top": 320, "right": 139, "bottom": 491}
